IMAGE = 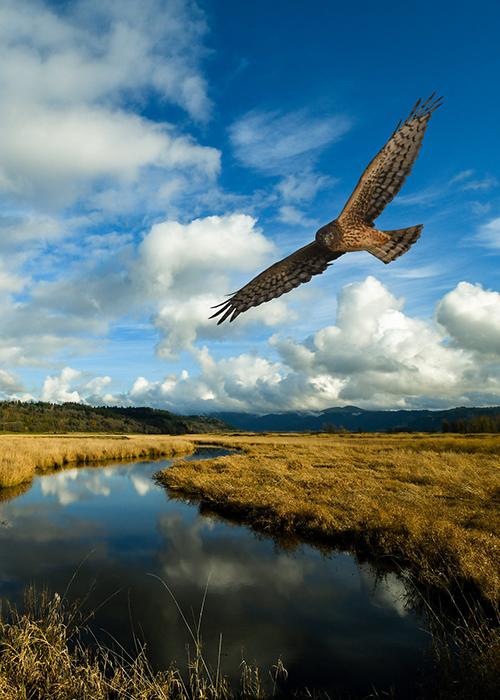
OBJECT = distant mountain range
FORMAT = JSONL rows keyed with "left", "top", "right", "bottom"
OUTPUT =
{"left": 0, "top": 401, "right": 228, "bottom": 434}
{"left": 212, "top": 405, "right": 500, "bottom": 433}
{"left": 1, "top": 400, "right": 499, "bottom": 434}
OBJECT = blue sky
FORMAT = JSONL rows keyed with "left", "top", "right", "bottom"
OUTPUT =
{"left": 0, "top": 0, "right": 499, "bottom": 412}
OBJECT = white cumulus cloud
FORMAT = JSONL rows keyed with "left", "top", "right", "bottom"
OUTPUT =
{"left": 138, "top": 213, "right": 293, "bottom": 356}
{"left": 123, "top": 277, "right": 500, "bottom": 412}
{"left": 436, "top": 282, "right": 500, "bottom": 355}
{"left": 41, "top": 367, "right": 83, "bottom": 403}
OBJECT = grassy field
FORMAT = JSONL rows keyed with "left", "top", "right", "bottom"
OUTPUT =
{"left": 157, "top": 432, "right": 500, "bottom": 604}
{"left": 0, "top": 434, "right": 194, "bottom": 489}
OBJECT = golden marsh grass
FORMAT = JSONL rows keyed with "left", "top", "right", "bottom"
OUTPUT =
{"left": 158, "top": 432, "right": 500, "bottom": 603}
{"left": 0, "top": 434, "right": 194, "bottom": 489}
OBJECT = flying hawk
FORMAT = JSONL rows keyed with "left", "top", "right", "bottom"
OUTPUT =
{"left": 211, "top": 94, "right": 443, "bottom": 325}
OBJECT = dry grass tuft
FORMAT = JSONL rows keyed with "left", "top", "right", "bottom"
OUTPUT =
{"left": 157, "top": 433, "right": 500, "bottom": 603}
{"left": 0, "top": 434, "right": 194, "bottom": 489}
{"left": 0, "top": 587, "right": 287, "bottom": 699}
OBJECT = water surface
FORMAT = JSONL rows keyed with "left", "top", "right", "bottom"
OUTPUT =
{"left": 0, "top": 447, "right": 430, "bottom": 697}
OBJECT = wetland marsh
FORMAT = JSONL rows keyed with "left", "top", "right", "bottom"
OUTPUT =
{"left": 0, "top": 433, "right": 498, "bottom": 698}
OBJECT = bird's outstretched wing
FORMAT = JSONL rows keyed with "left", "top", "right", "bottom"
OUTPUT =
{"left": 338, "top": 94, "right": 443, "bottom": 226}
{"left": 210, "top": 242, "right": 342, "bottom": 325}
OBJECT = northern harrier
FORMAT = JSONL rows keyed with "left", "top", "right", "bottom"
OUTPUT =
{"left": 211, "top": 94, "right": 442, "bottom": 325}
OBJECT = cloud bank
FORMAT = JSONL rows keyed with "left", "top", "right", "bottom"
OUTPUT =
{"left": 0, "top": 0, "right": 218, "bottom": 209}
{"left": 6, "top": 277, "right": 499, "bottom": 412}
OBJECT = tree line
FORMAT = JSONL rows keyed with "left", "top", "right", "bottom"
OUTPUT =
{"left": 442, "top": 414, "right": 500, "bottom": 433}
{"left": 0, "top": 401, "right": 227, "bottom": 434}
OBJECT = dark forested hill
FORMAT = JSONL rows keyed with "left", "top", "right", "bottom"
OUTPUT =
{"left": 212, "top": 405, "right": 500, "bottom": 433}
{"left": 0, "top": 401, "right": 228, "bottom": 434}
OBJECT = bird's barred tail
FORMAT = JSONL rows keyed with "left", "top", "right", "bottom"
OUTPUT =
{"left": 367, "top": 225, "right": 423, "bottom": 264}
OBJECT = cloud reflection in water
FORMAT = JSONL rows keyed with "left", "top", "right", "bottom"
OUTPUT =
{"left": 0, "top": 450, "right": 428, "bottom": 696}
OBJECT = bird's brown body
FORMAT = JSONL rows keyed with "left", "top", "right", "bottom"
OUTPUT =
{"left": 211, "top": 94, "right": 443, "bottom": 325}
{"left": 315, "top": 218, "right": 388, "bottom": 253}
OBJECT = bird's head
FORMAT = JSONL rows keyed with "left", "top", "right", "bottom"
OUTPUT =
{"left": 315, "top": 220, "right": 339, "bottom": 249}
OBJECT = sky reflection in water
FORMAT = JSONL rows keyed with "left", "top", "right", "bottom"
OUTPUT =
{"left": 0, "top": 448, "right": 429, "bottom": 697}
